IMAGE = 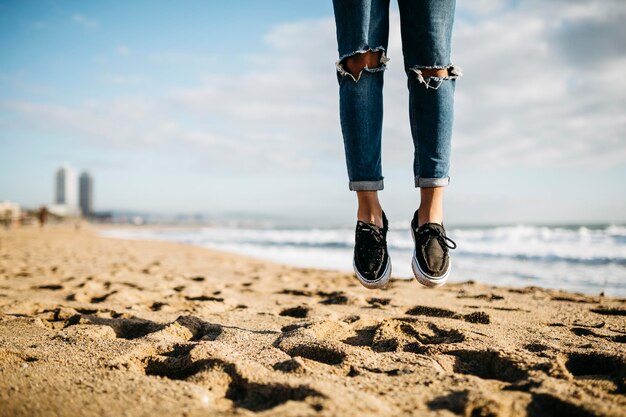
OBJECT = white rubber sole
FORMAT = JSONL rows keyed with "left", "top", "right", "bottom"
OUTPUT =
{"left": 353, "top": 255, "right": 392, "bottom": 289}
{"left": 410, "top": 225, "right": 450, "bottom": 288}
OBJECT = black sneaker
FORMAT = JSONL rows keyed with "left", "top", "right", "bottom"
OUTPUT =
{"left": 410, "top": 211, "right": 457, "bottom": 287}
{"left": 353, "top": 210, "right": 392, "bottom": 289}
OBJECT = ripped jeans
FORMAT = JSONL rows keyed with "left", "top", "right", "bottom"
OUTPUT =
{"left": 333, "top": 0, "right": 462, "bottom": 191}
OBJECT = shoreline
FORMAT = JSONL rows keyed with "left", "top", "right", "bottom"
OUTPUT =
{"left": 1, "top": 226, "right": 625, "bottom": 416}
{"left": 95, "top": 224, "right": 626, "bottom": 298}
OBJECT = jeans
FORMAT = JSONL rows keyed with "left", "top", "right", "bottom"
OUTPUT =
{"left": 333, "top": 0, "right": 462, "bottom": 191}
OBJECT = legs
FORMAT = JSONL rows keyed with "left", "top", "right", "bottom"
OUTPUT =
{"left": 417, "top": 186, "right": 444, "bottom": 226}
{"left": 342, "top": 50, "right": 387, "bottom": 228}
{"left": 356, "top": 187, "right": 443, "bottom": 230}
{"left": 333, "top": 0, "right": 390, "bottom": 229}
{"left": 333, "top": 0, "right": 460, "bottom": 288}
{"left": 333, "top": 0, "right": 390, "bottom": 194}
{"left": 398, "top": 0, "right": 461, "bottom": 226}
{"left": 337, "top": 48, "right": 386, "bottom": 196}
{"left": 357, "top": 191, "right": 383, "bottom": 228}
{"left": 399, "top": 0, "right": 460, "bottom": 287}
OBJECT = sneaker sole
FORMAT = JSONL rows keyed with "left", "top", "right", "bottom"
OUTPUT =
{"left": 410, "top": 225, "right": 450, "bottom": 288}
{"left": 353, "top": 255, "right": 392, "bottom": 289}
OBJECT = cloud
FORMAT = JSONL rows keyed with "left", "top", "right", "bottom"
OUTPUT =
{"left": 458, "top": 0, "right": 512, "bottom": 17}
{"left": 4, "top": 0, "right": 626, "bottom": 180}
{"left": 71, "top": 13, "right": 99, "bottom": 30}
{"left": 549, "top": 1, "right": 626, "bottom": 66}
{"left": 168, "top": 17, "right": 340, "bottom": 161}
{"left": 449, "top": 0, "right": 626, "bottom": 169}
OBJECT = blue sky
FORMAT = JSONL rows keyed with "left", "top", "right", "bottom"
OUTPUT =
{"left": 1, "top": 0, "right": 625, "bottom": 226}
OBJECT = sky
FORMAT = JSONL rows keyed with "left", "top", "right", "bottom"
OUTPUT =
{"left": 1, "top": 0, "right": 625, "bottom": 226}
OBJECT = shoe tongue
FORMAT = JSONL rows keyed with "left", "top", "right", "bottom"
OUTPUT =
{"left": 419, "top": 222, "right": 444, "bottom": 236}
{"left": 426, "top": 222, "right": 444, "bottom": 231}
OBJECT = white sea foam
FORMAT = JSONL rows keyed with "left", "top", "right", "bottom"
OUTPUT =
{"left": 101, "top": 223, "right": 626, "bottom": 297}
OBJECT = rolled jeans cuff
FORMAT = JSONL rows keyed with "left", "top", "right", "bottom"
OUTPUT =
{"left": 415, "top": 176, "right": 450, "bottom": 188}
{"left": 349, "top": 179, "right": 384, "bottom": 191}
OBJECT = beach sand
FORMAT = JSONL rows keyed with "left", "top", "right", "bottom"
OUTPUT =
{"left": 1, "top": 226, "right": 625, "bottom": 417}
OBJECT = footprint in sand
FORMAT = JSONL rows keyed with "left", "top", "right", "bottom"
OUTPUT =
{"left": 273, "top": 357, "right": 307, "bottom": 374}
{"left": 67, "top": 314, "right": 165, "bottom": 339}
{"left": 276, "top": 330, "right": 347, "bottom": 366}
{"left": 34, "top": 284, "right": 64, "bottom": 290}
{"left": 279, "top": 306, "right": 310, "bottom": 319}
{"left": 366, "top": 297, "right": 391, "bottom": 308}
{"left": 565, "top": 352, "right": 626, "bottom": 394}
{"left": 570, "top": 327, "right": 626, "bottom": 343}
{"left": 150, "top": 302, "right": 168, "bottom": 311}
{"left": 90, "top": 291, "right": 118, "bottom": 303}
{"left": 278, "top": 341, "right": 346, "bottom": 366}
{"left": 526, "top": 393, "right": 599, "bottom": 417}
{"left": 279, "top": 289, "right": 313, "bottom": 297}
{"left": 185, "top": 295, "right": 224, "bottom": 302}
{"left": 428, "top": 390, "right": 505, "bottom": 417}
{"left": 447, "top": 349, "right": 530, "bottom": 383}
{"left": 317, "top": 291, "right": 350, "bottom": 305}
{"left": 39, "top": 309, "right": 227, "bottom": 342}
{"left": 429, "top": 389, "right": 599, "bottom": 417}
{"left": 143, "top": 344, "right": 323, "bottom": 412}
{"left": 405, "top": 305, "right": 491, "bottom": 324}
{"left": 523, "top": 342, "right": 550, "bottom": 353}
{"left": 590, "top": 307, "right": 626, "bottom": 316}
{"left": 342, "top": 318, "right": 466, "bottom": 354}
{"left": 551, "top": 295, "right": 596, "bottom": 303}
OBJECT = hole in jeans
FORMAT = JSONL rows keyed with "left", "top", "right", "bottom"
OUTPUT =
{"left": 336, "top": 48, "right": 390, "bottom": 82}
{"left": 411, "top": 64, "right": 463, "bottom": 90}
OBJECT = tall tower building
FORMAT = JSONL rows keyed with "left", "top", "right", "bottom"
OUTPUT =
{"left": 55, "top": 165, "right": 78, "bottom": 209}
{"left": 79, "top": 171, "right": 93, "bottom": 216}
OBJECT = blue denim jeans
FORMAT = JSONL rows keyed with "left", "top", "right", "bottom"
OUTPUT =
{"left": 333, "top": 0, "right": 462, "bottom": 191}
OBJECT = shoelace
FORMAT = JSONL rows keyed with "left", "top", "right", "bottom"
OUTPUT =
{"left": 358, "top": 225, "right": 384, "bottom": 244}
{"left": 415, "top": 225, "right": 457, "bottom": 250}
{"left": 356, "top": 225, "right": 385, "bottom": 261}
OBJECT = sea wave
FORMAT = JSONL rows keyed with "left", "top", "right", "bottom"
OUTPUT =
{"left": 100, "top": 223, "right": 626, "bottom": 296}
{"left": 102, "top": 224, "right": 626, "bottom": 266}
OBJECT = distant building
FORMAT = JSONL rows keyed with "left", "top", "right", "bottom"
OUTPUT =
{"left": 0, "top": 201, "right": 21, "bottom": 226}
{"left": 55, "top": 165, "right": 78, "bottom": 209}
{"left": 79, "top": 171, "right": 93, "bottom": 216}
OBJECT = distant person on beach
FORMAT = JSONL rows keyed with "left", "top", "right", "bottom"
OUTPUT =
{"left": 333, "top": 0, "right": 460, "bottom": 289}
{"left": 38, "top": 206, "right": 48, "bottom": 228}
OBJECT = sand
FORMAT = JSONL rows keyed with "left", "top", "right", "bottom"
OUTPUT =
{"left": 0, "top": 226, "right": 625, "bottom": 417}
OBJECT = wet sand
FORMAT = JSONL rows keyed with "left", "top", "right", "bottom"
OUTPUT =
{"left": 1, "top": 226, "right": 625, "bottom": 417}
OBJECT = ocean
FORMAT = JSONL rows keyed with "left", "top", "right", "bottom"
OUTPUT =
{"left": 100, "top": 222, "right": 626, "bottom": 297}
